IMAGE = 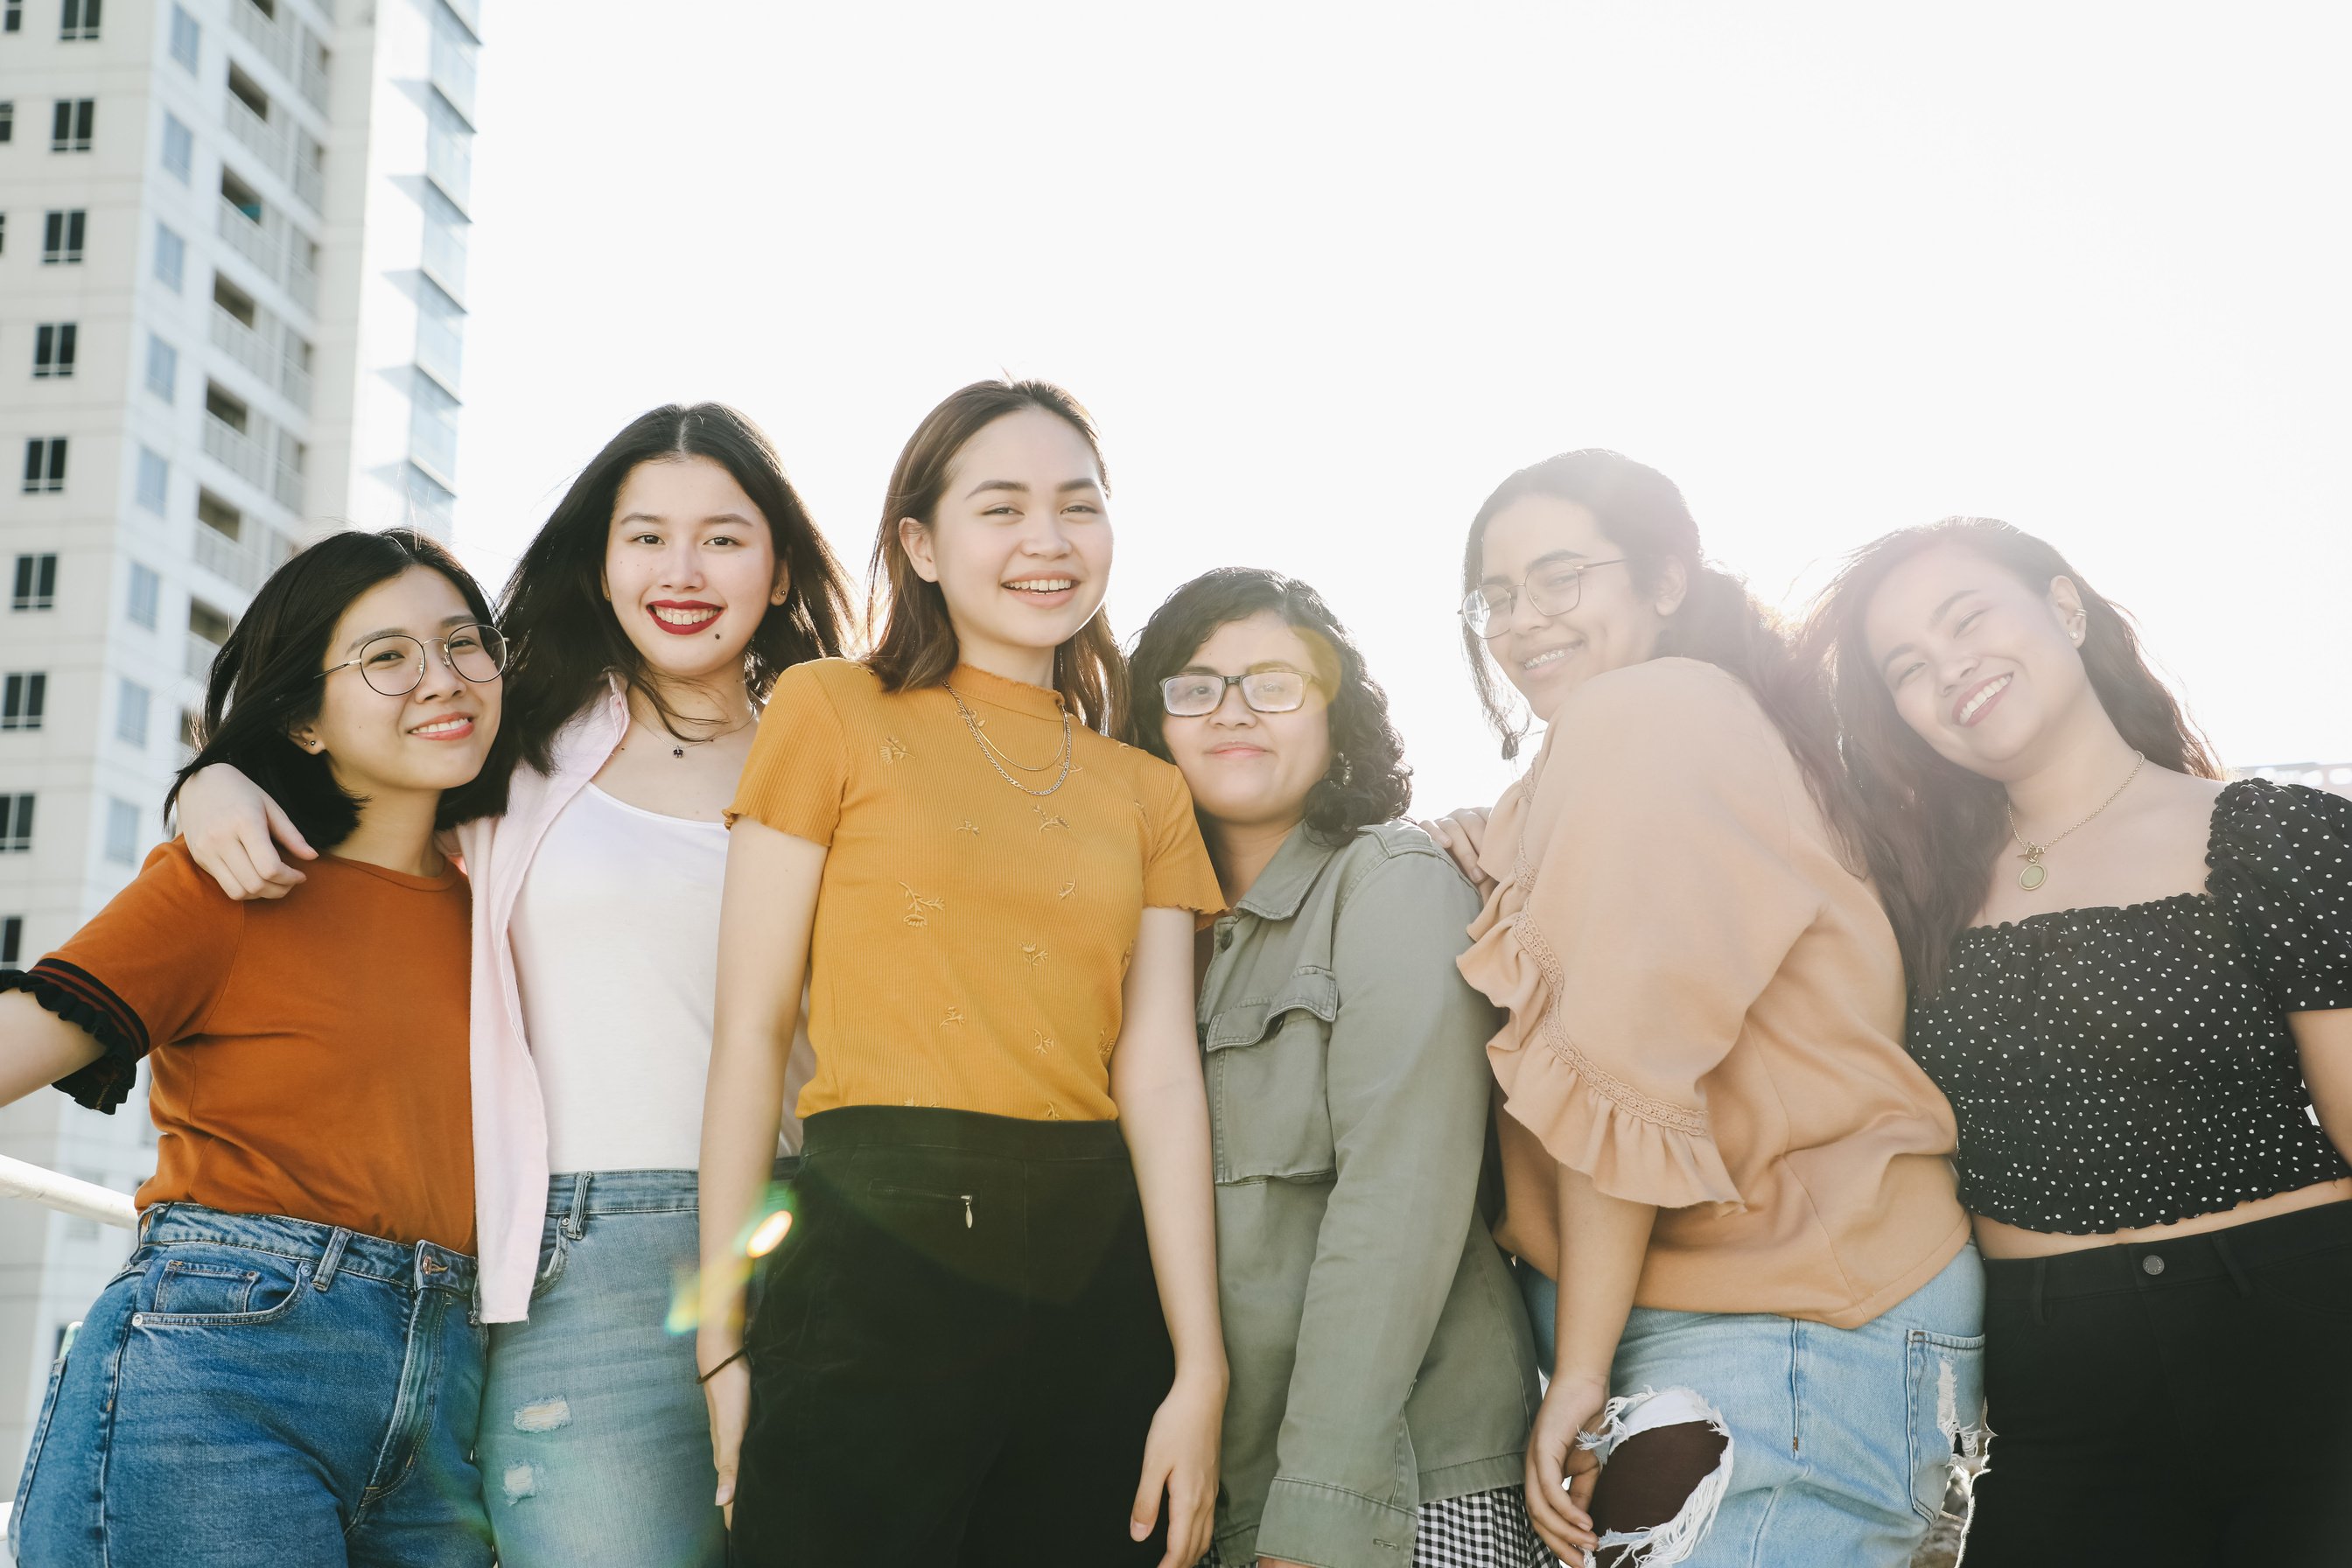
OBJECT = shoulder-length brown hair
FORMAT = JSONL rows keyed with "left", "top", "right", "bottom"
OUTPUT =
{"left": 864, "top": 379, "right": 1129, "bottom": 738}
{"left": 1460, "top": 449, "right": 1860, "bottom": 850}
{"left": 1803, "top": 517, "right": 2222, "bottom": 992}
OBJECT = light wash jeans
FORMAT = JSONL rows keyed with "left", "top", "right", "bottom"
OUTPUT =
{"left": 479, "top": 1169, "right": 731, "bottom": 1568}
{"left": 1519, "top": 1245, "right": 1986, "bottom": 1568}
{"left": 10, "top": 1203, "right": 492, "bottom": 1568}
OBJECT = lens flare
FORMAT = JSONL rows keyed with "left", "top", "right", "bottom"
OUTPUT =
{"left": 746, "top": 1209, "right": 793, "bottom": 1257}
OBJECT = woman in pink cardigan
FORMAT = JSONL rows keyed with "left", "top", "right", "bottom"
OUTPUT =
{"left": 174, "top": 404, "right": 854, "bottom": 1566}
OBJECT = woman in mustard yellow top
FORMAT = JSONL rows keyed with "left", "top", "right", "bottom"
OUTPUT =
{"left": 696, "top": 381, "right": 1227, "bottom": 1568}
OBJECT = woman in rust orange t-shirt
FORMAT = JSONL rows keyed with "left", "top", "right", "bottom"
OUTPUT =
{"left": 3, "top": 529, "right": 508, "bottom": 1568}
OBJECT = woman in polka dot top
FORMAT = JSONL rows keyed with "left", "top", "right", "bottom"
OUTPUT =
{"left": 1811, "top": 517, "right": 2352, "bottom": 1567}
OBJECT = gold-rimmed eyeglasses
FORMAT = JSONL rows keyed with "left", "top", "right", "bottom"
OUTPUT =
{"left": 320, "top": 624, "right": 509, "bottom": 696}
{"left": 1460, "top": 557, "right": 1627, "bottom": 639}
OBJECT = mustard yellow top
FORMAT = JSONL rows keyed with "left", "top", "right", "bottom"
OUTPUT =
{"left": 729, "top": 659, "right": 1223, "bottom": 1123}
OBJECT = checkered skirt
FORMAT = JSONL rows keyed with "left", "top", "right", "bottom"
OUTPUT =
{"left": 1204, "top": 1484, "right": 1554, "bottom": 1568}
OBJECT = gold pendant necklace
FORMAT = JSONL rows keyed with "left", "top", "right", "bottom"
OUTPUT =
{"left": 2006, "top": 751, "right": 2146, "bottom": 891}
{"left": 947, "top": 684, "right": 1074, "bottom": 797}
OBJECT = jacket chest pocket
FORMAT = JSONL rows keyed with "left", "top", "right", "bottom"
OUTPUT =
{"left": 1204, "top": 969, "right": 1338, "bottom": 1184}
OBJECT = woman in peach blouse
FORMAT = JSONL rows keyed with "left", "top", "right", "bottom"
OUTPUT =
{"left": 1434, "top": 451, "right": 1979, "bottom": 1567}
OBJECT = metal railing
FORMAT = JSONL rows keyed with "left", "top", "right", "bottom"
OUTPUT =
{"left": 0, "top": 1154, "right": 136, "bottom": 1230}
{"left": 203, "top": 412, "right": 272, "bottom": 490}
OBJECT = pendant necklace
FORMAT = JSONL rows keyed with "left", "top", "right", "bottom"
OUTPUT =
{"left": 2005, "top": 751, "right": 2145, "bottom": 891}
{"left": 637, "top": 715, "right": 749, "bottom": 760}
{"left": 947, "top": 683, "right": 1074, "bottom": 797}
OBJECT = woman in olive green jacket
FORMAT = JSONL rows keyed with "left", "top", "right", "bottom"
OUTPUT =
{"left": 1131, "top": 568, "right": 1543, "bottom": 1568}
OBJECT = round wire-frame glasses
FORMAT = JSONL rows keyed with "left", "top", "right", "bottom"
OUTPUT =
{"left": 1460, "top": 557, "right": 1628, "bottom": 639}
{"left": 320, "top": 624, "right": 509, "bottom": 696}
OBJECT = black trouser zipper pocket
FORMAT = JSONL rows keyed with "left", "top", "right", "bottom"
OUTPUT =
{"left": 869, "top": 1185, "right": 975, "bottom": 1228}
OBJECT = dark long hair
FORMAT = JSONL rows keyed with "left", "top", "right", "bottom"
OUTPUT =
{"left": 1804, "top": 517, "right": 2222, "bottom": 991}
{"left": 494, "top": 403, "right": 855, "bottom": 794}
{"left": 1460, "top": 449, "right": 1858, "bottom": 844}
{"left": 168, "top": 529, "right": 502, "bottom": 848}
{"left": 865, "top": 380, "right": 1128, "bottom": 738}
{"left": 1130, "top": 568, "right": 1413, "bottom": 845}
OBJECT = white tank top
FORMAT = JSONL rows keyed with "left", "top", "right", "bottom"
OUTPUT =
{"left": 510, "top": 783, "right": 808, "bottom": 1173}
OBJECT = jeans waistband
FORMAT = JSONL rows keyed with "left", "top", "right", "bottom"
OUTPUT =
{"left": 542, "top": 1161, "right": 800, "bottom": 1231}
{"left": 802, "top": 1105, "right": 1129, "bottom": 1163}
{"left": 1986, "top": 1199, "right": 2352, "bottom": 1305}
{"left": 139, "top": 1202, "right": 476, "bottom": 1297}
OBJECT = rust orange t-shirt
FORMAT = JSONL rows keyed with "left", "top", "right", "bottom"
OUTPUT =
{"left": 16, "top": 840, "right": 476, "bottom": 1252}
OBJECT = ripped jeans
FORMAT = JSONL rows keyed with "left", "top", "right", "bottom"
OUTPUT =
{"left": 1520, "top": 1245, "right": 1986, "bottom": 1567}
{"left": 478, "top": 1169, "right": 732, "bottom": 1568}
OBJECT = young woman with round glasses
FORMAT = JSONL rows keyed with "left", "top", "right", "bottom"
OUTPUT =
{"left": 5, "top": 531, "right": 506, "bottom": 1566}
{"left": 170, "top": 405, "right": 855, "bottom": 1566}
{"left": 698, "top": 379, "right": 1225, "bottom": 1567}
{"left": 1436, "top": 451, "right": 1978, "bottom": 1567}
{"left": 1130, "top": 567, "right": 1544, "bottom": 1568}
{"left": 1808, "top": 518, "right": 2352, "bottom": 1566}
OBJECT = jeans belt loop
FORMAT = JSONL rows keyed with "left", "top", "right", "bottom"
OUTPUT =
{"left": 313, "top": 1226, "right": 353, "bottom": 1293}
{"left": 563, "top": 1172, "right": 592, "bottom": 1241}
{"left": 2029, "top": 1256, "right": 2049, "bottom": 1325}
{"left": 2210, "top": 1230, "right": 2256, "bottom": 1297}
{"left": 137, "top": 1201, "right": 164, "bottom": 1244}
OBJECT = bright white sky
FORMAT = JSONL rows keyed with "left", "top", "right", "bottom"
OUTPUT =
{"left": 451, "top": 3, "right": 2352, "bottom": 816}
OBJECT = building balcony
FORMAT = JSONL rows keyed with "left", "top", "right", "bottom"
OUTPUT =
{"left": 193, "top": 521, "right": 296, "bottom": 596}
{"left": 186, "top": 633, "right": 223, "bottom": 682}
{"left": 209, "top": 302, "right": 276, "bottom": 385}
{"left": 216, "top": 194, "right": 279, "bottom": 277}
{"left": 223, "top": 93, "right": 291, "bottom": 184}
{"left": 202, "top": 412, "right": 272, "bottom": 492}
{"left": 228, "top": 0, "right": 331, "bottom": 115}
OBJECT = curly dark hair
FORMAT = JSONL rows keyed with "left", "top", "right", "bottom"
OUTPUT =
{"left": 1130, "top": 567, "right": 1411, "bottom": 844}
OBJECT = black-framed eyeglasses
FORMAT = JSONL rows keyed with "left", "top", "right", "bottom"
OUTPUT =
{"left": 320, "top": 624, "right": 509, "bottom": 696}
{"left": 1460, "top": 557, "right": 1627, "bottom": 638}
{"left": 1160, "top": 668, "right": 1313, "bottom": 718}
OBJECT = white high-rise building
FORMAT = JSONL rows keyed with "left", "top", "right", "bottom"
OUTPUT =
{"left": 0, "top": 0, "right": 482, "bottom": 1485}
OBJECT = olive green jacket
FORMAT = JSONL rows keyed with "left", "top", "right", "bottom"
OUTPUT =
{"left": 1200, "top": 822, "right": 1540, "bottom": 1568}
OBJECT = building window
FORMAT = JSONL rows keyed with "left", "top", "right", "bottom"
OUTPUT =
{"left": 33, "top": 323, "right": 77, "bottom": 378}
{"left": 127, "top": 562, "right": 160, "bottom": 629}
{"left": 0, "top": 795, "right": 35, "bottom": 854}
{"left": 12, "top": 556, "right": 58, "bottom": 612}
{"left": 2, "top": 674, "right": 47, "bottom": 732}
{"left": 145, "top": 335, "right": 178, "bottom": 402}
{"left": 1, "top": 917, "right": 20, "bottom": 965}
{"left": 51, "top": 100, "right": 95, "bottom": 154}
{"left": 406, "top": 464, "right": 456, "bottom": 534}
{"left": 117, "top": 680, "right": 150, "bottom": 747}
{"left": 425, "top": 91, "right": 472, "bottom": 210}
{"left": 416, "top": 278, "right": 466, "bottom": 392}
{"left": 60, "top": 0, "right": 100, "bottom": 40}
{"left": 42, "top": 210, "right": 87, "bottom": 264}
{"left": 161, "top": 113, "right": 192, "bottom": 182}
{"left": 410, "top": 374, "right": 460, "bottom": 485}
{"left": 168, "top": 4, "right": 198, "bottom": 71}
{"left": 1, "top": 3, "right": 17, "bottom": 33}
{"left": 0, "top": 101, "right": 12, "bottom": 144}
{"left": 105, "top": 799, "right": 140, "bottom": 864}
{"left": 155, "top": 222, "right": 186, "bottom": 290}
{"left": 420, "top": 183, "right": 470, "bottom": 299}
{"left": 136, "top": 448, "right": 169, "bottom": 514}
{"left": 0, "top": 214, "right": 8, "bottom": 254}
{"left": 22, "top": 440, "right": 67, "bottom": 494}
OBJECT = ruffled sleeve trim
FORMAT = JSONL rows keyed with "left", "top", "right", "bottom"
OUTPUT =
{"left": 0, "top": 960, "right": 151, "bottom": 1113}
{"left": 1460, "top": 850, "right": 1743, "bottom": 1211}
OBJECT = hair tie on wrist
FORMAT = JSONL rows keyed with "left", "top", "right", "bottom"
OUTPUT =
{"left": 697, "top": 1348, "right": 747, "bottom": 1384}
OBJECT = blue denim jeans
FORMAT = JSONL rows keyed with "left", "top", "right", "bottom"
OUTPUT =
{"left": 1519, "top": 1245, "right": 1986, "bottom": 1567}
{"left": 478, "top": 1169, "right": 726, "bottom": 1568}
{"left": 8, "top": 1203, "right": 491, "bottom": 1568}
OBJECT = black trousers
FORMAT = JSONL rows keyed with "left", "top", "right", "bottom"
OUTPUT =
{"left": 1967, "top": 1200, "right": 2352, "bottom": 1567}
{"left": 731, "top": 1106, "right": 1174, "bottom": 1567}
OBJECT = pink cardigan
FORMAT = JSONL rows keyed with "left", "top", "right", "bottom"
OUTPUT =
{"left": 458, "top": 682, "right": 631, "bottom": 1321}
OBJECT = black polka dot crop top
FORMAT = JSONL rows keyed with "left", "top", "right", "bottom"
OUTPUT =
{"left": 1905, "top": 779, "right": 2352, "bottom": 1234}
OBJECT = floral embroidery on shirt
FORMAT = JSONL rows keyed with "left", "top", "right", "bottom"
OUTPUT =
{"left": 1032, "top": 805, "right": 1069, "bottom": 834}
{"left": 941, "top": 1006, "right": 965, "bottom": 1027}
{"left": 1057, "top": 879, "right": 1076, "bottom": 900}
{"left": 879, "top": 737, "right": 909, "bottom": 764}
{"left": 1019, "top": 943, "right": 1049, "bottom": 970}
{"left": 957, "top": 820, "right": 980, "bottom": 836}
{"left": 899, "top": 882, "right": 945, "bottom": 927}
{"left": 1032, "top": 1029, "right": 1055, "bottom": 1056}
{"left": 1041, "top": 1102, "right": 1062, "bottom": 1121}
